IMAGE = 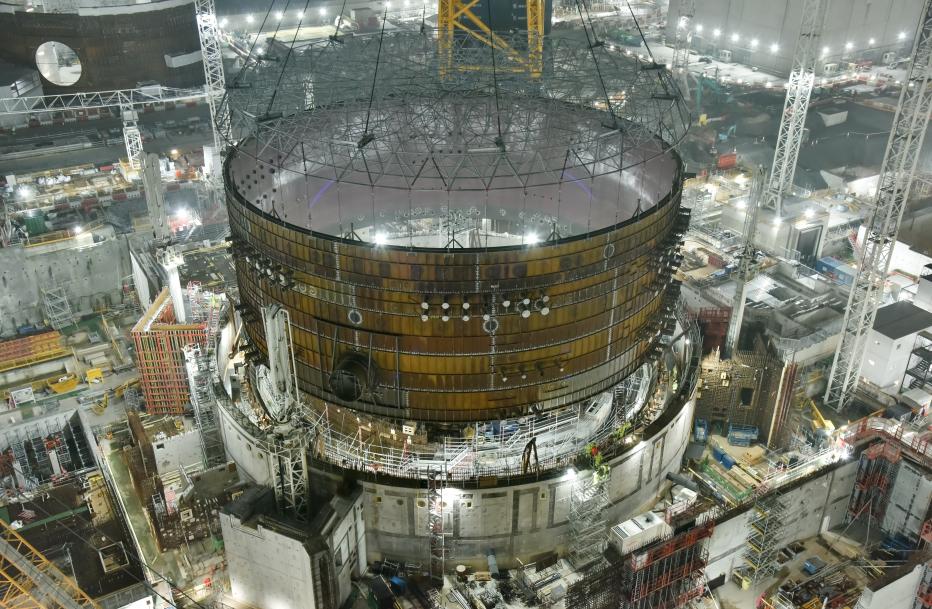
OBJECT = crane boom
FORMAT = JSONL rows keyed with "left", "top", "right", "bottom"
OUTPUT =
{"left": 762, "top": 0, "right": 828, "bottom": 218}
{"left": 824, "top": 0, "right": 932, "bottom": 412}
{"left": 725, "top": 166, "right": 766, "bottom": 358}
{"left": 0, "top": 519, "right": 101, "bottom": 609}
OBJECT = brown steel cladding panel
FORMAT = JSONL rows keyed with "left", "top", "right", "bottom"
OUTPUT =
{"left": 0, "top": 2, "right": 202, "bottom": 93}
{"left": 227, "top": 172, "right": 683, "bottom": 423}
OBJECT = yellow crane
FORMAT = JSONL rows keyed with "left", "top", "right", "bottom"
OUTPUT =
{"left": 807, "top": 399, "right": 835, "bottom": 446}
{"left": 437, "top": 0, "right": 546, "bottom": 77}
{"left": 0, "top": 518, "right": 101, "bottom": 609}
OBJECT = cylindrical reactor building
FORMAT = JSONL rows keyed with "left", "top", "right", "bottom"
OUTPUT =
{"left": 220, "top": 31, "right": 698, "bottom": 567}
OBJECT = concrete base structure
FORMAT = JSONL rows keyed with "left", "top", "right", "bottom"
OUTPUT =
{"left": 220, "top": 485, "right": 366, "bottom": 609}
{"left": 217, "top": 379, "right": 696, "bottom": 569}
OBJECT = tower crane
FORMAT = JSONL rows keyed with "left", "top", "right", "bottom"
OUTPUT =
{"left": 762, "top": 0, "right": 828, "bottom": 218}
{"left": 0, "top": 518, "right": 101, "bottom": 609}
{"left": 193, "top": 0, "right": 228, "bottom": 197}
{"left": 670, "top": 0, "right": 695, "bottom": 99}
{"left": 725, "top": 166, "right": 766, "bottom": 358}
{"left": 824, "top": 0, "right": 932, "bottom": 412}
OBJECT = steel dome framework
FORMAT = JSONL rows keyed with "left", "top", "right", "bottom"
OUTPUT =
{"left": 220, "top": 29, "right": 690, "bottom": 193}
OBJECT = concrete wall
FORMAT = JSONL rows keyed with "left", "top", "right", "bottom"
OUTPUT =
{"left": 882, "top": 460, "right": 932, "bottom": 542}
{"left": 151, "top": 429, "right": 202, "bottom": 475}
{"left": 705, "top": 459, "right": 858, "bottom": 582}
{"left": 667, "top": 0, "right": 926, "bottom": 76}
{"left": 0, "top": 236, "right": 131, "bottom": 336}
{"left": 856, "top": 562, "right": 926, "bottom": 609}
{"left": 216, "top": 404, "right": 276, "bottom": 486}
{"left": 220, "top": 512, "right": 320, "bottom": 609}
{"left": 346, "top": 394, "right": 695, "bottom": 569}
{"left": 220, "top": 492, "right": 365, "bottom": 609}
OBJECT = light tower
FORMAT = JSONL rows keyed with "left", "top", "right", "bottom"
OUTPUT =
{"left": 824, "top": 0, "right": 932, "bottom": 411}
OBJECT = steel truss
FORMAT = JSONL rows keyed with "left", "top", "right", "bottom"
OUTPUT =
{"left": 0, "top": 518, "right": 100, "bottom": 609}
{"left": 825, "top": 0, "right": 932, "bottom": 411}
{"left": 183, "top": 344, "right": 225, "bottom": 469}
{"left": 0, "top": 86, "right": 205, "bottom": 116}
{"left": 437, "top": 0, "right": 545, "bottom": 77}
{"left": 762, "top": 0, "right": 827, "bottom": 217}
{"left": 670, "top": 0, "right": 695, "bottom": 98}
{"left": 427, "top": 470, "right": 446, "bottom": 581}
{"left": 725, "top": 166, "right": 765, "bottom": 357}
{"left": 271, "top": 429, "right": 310, "bottom": 520}
{"left": 219, "top": 29, "right": 690, "bottom": 192}
{"left": 194, "top": 0, "right": 228, "bottom": 192}
{"left": 42, "top": 285, "right": 75, "bottom": 330}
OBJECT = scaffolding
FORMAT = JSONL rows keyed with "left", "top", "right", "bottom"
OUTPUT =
{"left": 42, "top": 285, "right": 76, "bottom": 330}
{"left": 183, "top": 345, "right": 224, "bottom": 468}
{"left": 621, "top": 522, "right": 714, "bottom": 609}
{"left": 427, "top": 470, "right": 446, "bottom": 581}
{"left": 846, "top": 441, "right": 902, "bottom": 531}
{"left": 0, "top": 331, "right": 66, "bottom": 374}
{"left": 131, "top": 288, "right": 207, "bottom": 414}
{"left": 744, "top": 486, "right": 787, "bottom": 582}
{"left": 902, "top": 330, "right": 932, "bottom": 392}
{"left": 568, "top": 472, "right": 611, "bottom": 569}
{"left": 270, "top": 428, "right": 310, "bottom": 521}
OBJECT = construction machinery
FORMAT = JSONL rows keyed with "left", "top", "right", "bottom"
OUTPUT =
{"left": 437, "top": 0, "right": 546, "bottom": 77}
{"left": 825, "top": 0, "right": 932, "bottom": 412}
{"left": 805, "top": 399, "right": 835, "bottom": 447}
{"left": 0, "top": 518, "right": 101, "bottom": 609}
{"left": 92, "top": 392, "right": 109, "bottom": 416}
{"left": 762, "top": 0, "right": 828, "bottom": 217}
{"left": 724, "top": 166, "right": 765, "bottom": 358}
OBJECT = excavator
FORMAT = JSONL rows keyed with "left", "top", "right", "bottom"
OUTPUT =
{"left": 805, "top": 398, "right": 836, "bottom": 447}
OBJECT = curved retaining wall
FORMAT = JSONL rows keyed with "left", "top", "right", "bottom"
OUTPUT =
{"left": 217, "top": 381, "right": 696, "bottom": 569}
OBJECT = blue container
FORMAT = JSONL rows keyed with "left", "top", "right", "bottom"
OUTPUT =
{"left": 711, "top": 445, "right": 725, "bottom": 462}
{"left": 720, "top": 453, "right": 736, "bottom": 470}
{"left": 694, "top": 419, "right": 709, "bottom": 443}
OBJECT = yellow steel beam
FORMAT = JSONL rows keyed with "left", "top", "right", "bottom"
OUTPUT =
{"left": 437, "top": 0, "right": 543, "bottom": 76}
{"left": 526, "top": 0, "right": 545, "bottom": 77}
{"left": 0, "top": 519, "right": 102, "bottom": 609}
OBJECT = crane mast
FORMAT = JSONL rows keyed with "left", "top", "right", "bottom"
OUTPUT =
{"left": 725, "top": 166, "right": 766, "bottom": 358}
{"left": 824, "top": 0, "right": 932, "bottom": 412}
{"left": 762, "top": 0, "right": 828, "bottom": 218}
{"left": 671, "top": 0, "right": 695, "bottom": 97}
{"left": 194, "top": 0, "right": 228, "bottom": 190}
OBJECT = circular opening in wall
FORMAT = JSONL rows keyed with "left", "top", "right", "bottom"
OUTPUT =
{"left": 35, "top": 41, "right": 82, "bottom": 86}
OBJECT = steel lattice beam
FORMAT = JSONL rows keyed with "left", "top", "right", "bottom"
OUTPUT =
{"left": 762, "top": 0, "right": 828, "bottom": 217}
{"left": 825, "top": 0, "right": 932, "bottom": 411}
{"left": 670, "top": 0, "right": 694, "bottom": 99}
{"left": 194, "top": 0, "right": 228, "bottom": 190}
{"left": 725, "top": 167, "right": 765, "bottom": 358}
{"left": 0, "top": 86, "right": 205, "bottom": 116}
{"left": 0, "top": 519, "right": 101, "bottom": 609}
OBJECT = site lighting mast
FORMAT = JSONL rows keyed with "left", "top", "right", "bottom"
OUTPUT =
{"left": 824, "top": 0, "right": 932, "bottom": 412}
{"left": 761, "top": 0, "right": 828, "bottom": 218}
{"left": 725, "top": 166, "right": 765, "bottom": 358}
